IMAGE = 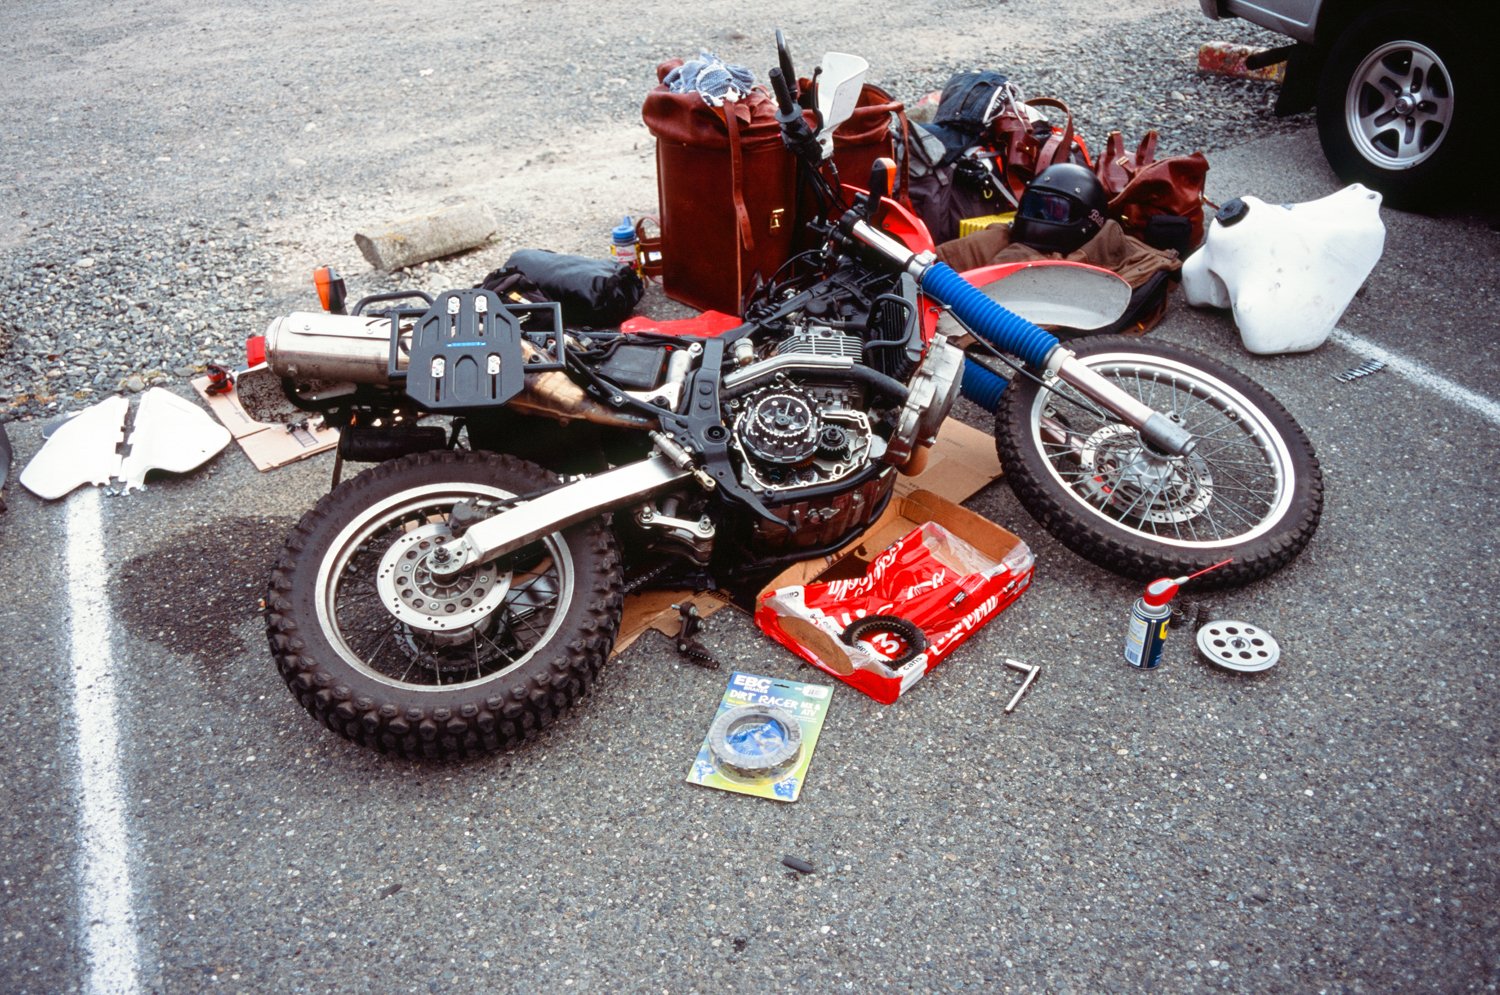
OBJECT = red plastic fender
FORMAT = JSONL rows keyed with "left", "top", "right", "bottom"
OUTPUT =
{"left": 953, "top": 259, "right": 1131, "bottom": 331}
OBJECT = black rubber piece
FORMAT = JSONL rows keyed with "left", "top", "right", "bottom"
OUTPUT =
{"left": 839, "top": 614, "right": 928, "bottom": 667}
{"left": 995, "top": 336, "right": 1324, "bottom": 589}
{"left": 782, "top": 855, "right": 815, "bottom": 874}
{"left": 1215, "top": 198, "right": 1249, "bottom": 227}
{"left": 265, "top": 450, "right": 623, "bottom": 760}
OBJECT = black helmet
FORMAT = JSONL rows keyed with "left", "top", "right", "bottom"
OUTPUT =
{"left": 1011, "top": 163, "right": 1108, "bottom": 255}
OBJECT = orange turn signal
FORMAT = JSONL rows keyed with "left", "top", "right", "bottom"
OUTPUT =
{"left": 313, "top": 265, "right": 347, "bottom": 314}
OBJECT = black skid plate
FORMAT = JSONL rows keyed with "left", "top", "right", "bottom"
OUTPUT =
{"left": 404, "top": 289, "right": 527, "bottom": 409}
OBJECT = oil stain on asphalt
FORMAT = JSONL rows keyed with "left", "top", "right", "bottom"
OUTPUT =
{"left": 112, "top": 515, "right": 295, "bottom": 665}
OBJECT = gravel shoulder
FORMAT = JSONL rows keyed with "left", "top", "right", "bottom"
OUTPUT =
{"left": 0, "top": 0, "right": 1294, "bottom": 421}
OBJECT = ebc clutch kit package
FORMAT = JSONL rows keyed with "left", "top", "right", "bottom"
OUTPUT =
{"left": 687, "top": 672, "right": 832, "bottom": 802}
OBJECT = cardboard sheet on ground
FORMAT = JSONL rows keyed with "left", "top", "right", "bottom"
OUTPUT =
{"left": 613, "top": 416, "right": 1006, "bottom": 656}
{"left": 192, "top": 370, "right": 339, "bottom": 470}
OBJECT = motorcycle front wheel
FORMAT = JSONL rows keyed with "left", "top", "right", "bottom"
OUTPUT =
{"left": 995, "top": 336, "right": 1323, "bottom": 588}
{"left": 265, "top": 450, "right": 622, "bottom": 759}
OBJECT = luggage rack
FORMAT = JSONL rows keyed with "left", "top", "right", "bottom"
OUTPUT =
{"left": 352, "top": 288, "right": 566, "bottom": 409}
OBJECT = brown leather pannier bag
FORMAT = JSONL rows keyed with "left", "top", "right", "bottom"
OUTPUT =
{"left": 642, "top": 61, "right": 796, "bottom": 315}
{"left": 818, "top": 81, "right": 908, "bottom": 200}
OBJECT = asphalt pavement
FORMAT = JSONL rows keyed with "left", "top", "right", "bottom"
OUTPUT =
{"left": 3, "top": 75, "right": 1499, "bottom": 995}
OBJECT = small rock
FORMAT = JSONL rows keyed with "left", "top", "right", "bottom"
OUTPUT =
{"left": 75, "top": 257, "right": 97, "bottom": 270}
{"left": 123, "top": 375, "right": 146, "bottom": 392}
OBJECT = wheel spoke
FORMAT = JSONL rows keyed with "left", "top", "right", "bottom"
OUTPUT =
{"left": 1020, "top": 347, "right": 1309, "bottom": 555}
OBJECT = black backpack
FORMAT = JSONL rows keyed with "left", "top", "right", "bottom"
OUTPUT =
{"left": 477, "top": 250, "right": 645, "bottom": 328}
{"left": 903, "top": 122, "right": 1013, "bottom": 245}
{"left": 900, "top": 70, "right": 1023, "bottom": 244}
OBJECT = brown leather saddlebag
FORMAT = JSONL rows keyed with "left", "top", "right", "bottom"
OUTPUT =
{"left": 642, "top": 62, "right": 795, "bottom": 315}
{"left": 819, "top": 80, "right": 908, "bottom": 200}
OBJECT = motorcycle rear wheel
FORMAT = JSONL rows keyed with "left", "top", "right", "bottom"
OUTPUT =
{"left": 265, "top": 450, "right": 622, "bottom": 759}
{"left": 995, "top": 336, "right": 1323, "bottom": 588}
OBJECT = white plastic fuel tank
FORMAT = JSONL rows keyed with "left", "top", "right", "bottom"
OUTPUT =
{"left": 1182, "top": 184, "right": 1385, "bottom": 354}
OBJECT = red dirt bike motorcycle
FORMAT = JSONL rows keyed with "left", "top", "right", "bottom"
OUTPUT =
{"left": 258, "top": 40, "right": 1322, "bottom": 759}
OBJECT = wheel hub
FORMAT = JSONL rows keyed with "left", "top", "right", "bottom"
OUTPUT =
{"left": 1079, "top": 424, "right": 1214, "bottom": 524}
{"left": 376, "top": 523, "right": 511, "bottom": 642}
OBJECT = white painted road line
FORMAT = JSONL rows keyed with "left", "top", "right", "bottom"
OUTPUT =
{"left": 1331, "top": 328, "right": 1500, "bottom": 428}
{"left": 66, "top": 487, "right": 142, "bottom": 995}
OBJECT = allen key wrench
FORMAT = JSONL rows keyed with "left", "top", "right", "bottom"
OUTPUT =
{"left": 1003, "top": 658, "right": 1040, "bottom": 714}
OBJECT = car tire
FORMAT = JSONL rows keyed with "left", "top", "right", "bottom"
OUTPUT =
{"left": 1314, "top": 3, "right": 1475, "bottom": 208}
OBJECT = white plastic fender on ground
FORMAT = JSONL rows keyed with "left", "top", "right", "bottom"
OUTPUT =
{"left": 1181, "top": 184, "right": 1385, "bottom": 355}
{"left": 19, "top": 388, "right": 230, "bottom": 500}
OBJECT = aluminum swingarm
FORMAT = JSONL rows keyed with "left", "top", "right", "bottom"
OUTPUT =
{"left": 428, "top": 452, "right": 691, "bottom": 581}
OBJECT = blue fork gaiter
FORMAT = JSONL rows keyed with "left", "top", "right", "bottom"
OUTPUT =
{"left": 919, "top": 261, "right": 1060, "bottom": 412}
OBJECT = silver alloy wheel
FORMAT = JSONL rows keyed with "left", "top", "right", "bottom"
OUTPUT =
{"left": 314, "top": 482, "right": 574, "bottom": 691}
{"left": 1345, "top": 39, "right": 1453, "bottom": 172}
{"left": 1027, "top": 352, "right": 1296, "bottom": 549}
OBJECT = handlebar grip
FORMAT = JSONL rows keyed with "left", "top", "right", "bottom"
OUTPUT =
{"left": 768, "top": 67, "right": 796, "bottom": 117}
{"left": 919, "top": 262, "right": 1060, "bottom": 369}
{"left": 775, "top": 29, "right": 799, "bottom": 103}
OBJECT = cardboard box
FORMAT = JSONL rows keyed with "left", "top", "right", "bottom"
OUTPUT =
{"left": 755, "top": 492, "right": 1033, "bottom": 703}
{"left": 612, "top": 416, "right": 1006, "bottom": 656}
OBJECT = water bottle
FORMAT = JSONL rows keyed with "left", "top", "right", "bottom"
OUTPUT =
{"left": 610, "top": 216, "right": 638, "bottom": 271}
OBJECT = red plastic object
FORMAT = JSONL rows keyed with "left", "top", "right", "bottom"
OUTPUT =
{"left": 620, "top": 310, "right": 745, "bottom": 338}
{"left": 756, "top": 523, "right": 1033, "bottom": 704}
{"left": 1141, "top": 577, "right": 1181, "bottom": 607}
{"left": 245, "top": 334, "right": 266, "bottom": 368}
{"left": 1197, "top": 41, "right": 1286, "bottom": 83}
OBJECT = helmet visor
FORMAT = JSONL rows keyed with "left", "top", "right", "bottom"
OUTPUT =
{"left": 1019, "top": 190, "right": 1080, "bottom": 224}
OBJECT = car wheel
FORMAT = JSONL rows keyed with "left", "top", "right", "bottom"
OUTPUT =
{"left": 1314, "top": 3, "right": 1474, "bottom": 208}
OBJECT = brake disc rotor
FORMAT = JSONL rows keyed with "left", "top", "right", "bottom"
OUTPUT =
{"left": 1196, "top": 620, "right": 1280, "bottom": 672}
{"left": 1077, "top": 423, "right": 1213, "bottom": 523}
{"left": 376, "top": 523, "right": 511, "bottom": 639}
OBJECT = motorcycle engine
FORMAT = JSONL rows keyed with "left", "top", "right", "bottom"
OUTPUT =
{"left": 729, "top": 380, "right": 875, "bottom": 494}
{"left": 717, "top": 316, "right": 910, "bottom": 556}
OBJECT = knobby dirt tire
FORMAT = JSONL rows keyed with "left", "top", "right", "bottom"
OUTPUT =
{"left": 265, "top": 450, "right": 623, "bottom": 760}
{"left": 995, "top": 336, "right": 1323, "bottom": 588}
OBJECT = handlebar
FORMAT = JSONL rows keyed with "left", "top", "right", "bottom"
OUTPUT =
{"left": 769, "top": 66, "right": 823, "bottom": 169}
{"left": 768, "top": 67, "right": 796, "bottom": 118}
{"left": 775, "top": 28, "right": 799, "bottom": 106}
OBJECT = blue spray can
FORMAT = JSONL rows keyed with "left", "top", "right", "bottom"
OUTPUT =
{"left": 1124, "top": 576, "right": 1180, "bottom": 670}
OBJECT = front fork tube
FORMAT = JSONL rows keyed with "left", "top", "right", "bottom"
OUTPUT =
{"left": 1050, "top": 355, "right": 1196, "bottom": 457}
{"left": 844, "top": 219, "right": 1195, "bottom": 457}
